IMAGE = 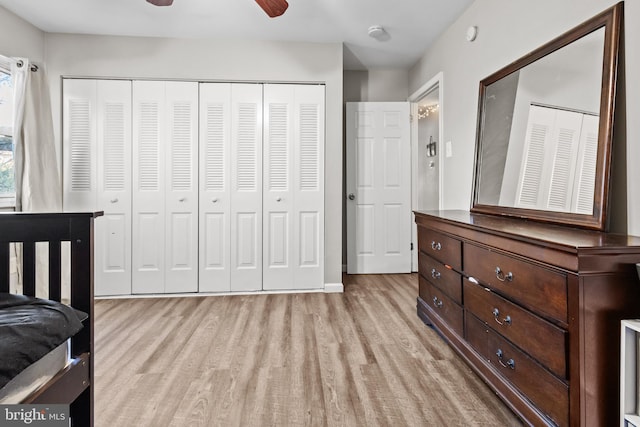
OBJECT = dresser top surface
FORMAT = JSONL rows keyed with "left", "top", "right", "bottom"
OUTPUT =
{"left": 414, "top": 210, "right": 640, "bottom": 251}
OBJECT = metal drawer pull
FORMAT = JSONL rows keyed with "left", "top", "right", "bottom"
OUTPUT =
{"left": 492, "top": 308, "right": 512, "bottom": 326}
{"left": 431, "top": 268, "right": 441, "bottom": 279}
{"left": 495, "top": 266, "right": 513, "bottom": 282}
{"left": 431, "top": 241, "right": 442, "bottom": 251}
{"left": 110, "top": 198, "right": 118, "bottom": 203}
{"left": 432, "top": 296, "right": 443, "bottom": 308}
{"left": 496, "top": 349, "right": 515, "bottom": 369}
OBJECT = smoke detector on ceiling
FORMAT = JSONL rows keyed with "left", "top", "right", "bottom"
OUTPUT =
{"left": 368, "top": 25, "right": 388, "bottom": 41}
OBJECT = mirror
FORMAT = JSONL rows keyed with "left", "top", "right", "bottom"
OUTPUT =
{"left": 471, "top": 2, "right": 622, "bottom": 230}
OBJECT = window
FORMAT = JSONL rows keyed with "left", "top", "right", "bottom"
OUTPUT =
{"left": 0, "top": 58, "right": 15, "bottom": 208}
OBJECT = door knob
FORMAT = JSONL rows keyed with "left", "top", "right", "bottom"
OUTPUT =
{"left": 348, "top": 193, "right": 355, "bottom": 200}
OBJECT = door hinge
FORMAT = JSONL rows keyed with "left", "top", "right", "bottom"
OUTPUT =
{"left": 411, "top": 242, "right": 414, "bottom": 251}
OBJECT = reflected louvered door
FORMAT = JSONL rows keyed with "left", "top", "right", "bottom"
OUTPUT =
{"left": 263, "top": 84, "right": 324, "bottom": 290}
{"left": 230, "top": 84, "right": 263, "bottom": 291}
{"left": 164, "top": 82, "right": 199, "bottom": 293}
{"left": 132, "top": 81, "right": 166, "bottom": 294}
{"left": 516, "top": 105, "right": 554, "bottom": 209}
{"left": 572, "top": 114, "right": 599, "bottom": 214}
{"left": 199, "top": 83, "right": 231, "bottom": 292}
{"left": 95, "top": 80, "right": 132, "bottom": 296}
{"left": 545, "top": 110, "right": 582, "bottom": 212}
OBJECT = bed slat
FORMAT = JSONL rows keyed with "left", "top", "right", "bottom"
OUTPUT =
{"left": 0, "top": 242, "right": 9, "bottom": 292}
{"left": 23, "top": 242, "right": 36, "bottom": 297}
{"left": 49, "top": 241, "right": 62, "bottom": 302}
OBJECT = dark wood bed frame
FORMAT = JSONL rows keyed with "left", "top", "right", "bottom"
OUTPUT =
{"left": 0, "top": 212, "right": 101, "bottom": 427}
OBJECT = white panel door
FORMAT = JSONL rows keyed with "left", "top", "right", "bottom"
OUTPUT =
{"left": 132, "top": 81, "right": 166, "bottom": 294}
{"left": 199, "top": 83, "right": 232, "bottom": 292}
{"left": 63, "top": 79, "right": 132, "bottom": 297}
{"left": 346, "top": 102, "right": 411, "bottom": 274}
{"left": 95, "top": 80, "right": 132, "bottom": 296}
{"left": 263, "top": 84, "right": 325, "bottom": 290}
{"left": 230, "top": 84, "right": 263, "bottom": 292}
{"left": 164, "top": 82, "right": 199, "bottom": 293}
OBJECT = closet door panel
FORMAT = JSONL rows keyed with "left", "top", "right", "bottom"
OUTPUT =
{"left": 199, "top": 83, "right": 231, "bottom": 292}
{"left": 95, "top": 80, "right": 132, "bottom": 296}
{"left": 263, "top": 85, "right": 294, "bottom": 289}
{"left": 63, "top": 79, "right": 97, "bottom": 212}
{"left": 293, "top": 85, "right": 324, "bottom": 289}
{"left": 230, "top": 84, "right": 263, "bottom": 292}
{"left": 132, "top": 80, "right": 165, "bottom": 294}
{"left": 164, "top": 82, "right": 198, "bottom": 293}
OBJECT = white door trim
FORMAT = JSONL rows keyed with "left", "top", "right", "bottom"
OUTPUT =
{"left": 408, "top": 72, "right": 444, "bottom": 272}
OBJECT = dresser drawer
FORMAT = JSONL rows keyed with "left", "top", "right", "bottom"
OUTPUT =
{"left": 464, "top": 278, "right": 567, "bottom": 379}
{"left": 422, "top": 278, "right": 463, "bottom": 337}
{"left": 487, "top": 327, "right": 568, "bottom": 427}
{"left": 418, "top": 227, "right": 461, "bottom": 270}
{"left": 419, "top": 253, "right": 462, "bottom": 304}
{"left": 464, "top": 243, "right": 567, "bottom": 323}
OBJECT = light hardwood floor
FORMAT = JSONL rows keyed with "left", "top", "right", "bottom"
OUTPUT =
{"left": 94, "top": 274, "right": 522, "bottom": 426}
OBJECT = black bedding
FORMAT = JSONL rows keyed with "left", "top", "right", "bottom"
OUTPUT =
{"left": 0, "top": 293, "right": 86, "bottom": 389}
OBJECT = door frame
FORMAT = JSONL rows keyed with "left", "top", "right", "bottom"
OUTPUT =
{"left": 408, "top": 72, "right": 444, "bottom": 271}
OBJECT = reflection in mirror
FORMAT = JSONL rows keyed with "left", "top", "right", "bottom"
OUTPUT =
{"left": 471, "top": 1, "right": 622, "bottom": 230}
{"left": 476, "top": 28, "right": 604, "bottom": 214}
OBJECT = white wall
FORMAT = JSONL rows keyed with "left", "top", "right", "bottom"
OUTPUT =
{"left": 343, "top": 69, "right": 409, "bottom": 102}
{"left": 44, "top": 33, "right": 344, "bottom": 285}
{"left": 0, "top": 7, "right": 44, "bottom": 61}
{"left": 409, "top": 0, "right": 639, "bottom": 235}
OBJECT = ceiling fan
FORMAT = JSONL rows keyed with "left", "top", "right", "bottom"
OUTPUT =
{"left": 146, "top": 0, "right": 289, "bottom": 18}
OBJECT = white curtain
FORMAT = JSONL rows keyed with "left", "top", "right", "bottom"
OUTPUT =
{"left": 12, "top": 58, "right": 61, "bottom": 211}
{"left": 10, "top": 58, "right": 62, "bottom": 297}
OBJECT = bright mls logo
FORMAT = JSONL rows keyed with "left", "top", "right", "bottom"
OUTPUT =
{"left": 0, "top": 405, "right": 68, "bottom": 427}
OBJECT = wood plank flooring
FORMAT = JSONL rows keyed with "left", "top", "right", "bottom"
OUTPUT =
{"left": 94, "top": 274, "right": 522, "bottom": 426}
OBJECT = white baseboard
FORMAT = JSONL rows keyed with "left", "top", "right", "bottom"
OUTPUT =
{"left": 95, "top": 288, "right": 327, "bottom": 299}
{"left": 324, "top": 282, "right": 344, "bottom": 293}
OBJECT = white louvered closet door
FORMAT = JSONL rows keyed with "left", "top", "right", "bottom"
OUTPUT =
{"left": 63, "top": 79, "right": 132, "bottom": 297}
{"left": 230, "top": 84, "right": 263, "bottom": 292}
{"left": 164, "top": 82, "right": 199, "bottom": 293}
{"left": 95, "top": 80, "right": 132, "bottom": 296}
{"left": 132, "top": 81, "right": 166, "bottom": 294}
{"left": 199, "top": 83, "right": 232, "bottom": 292}
{"left": 63, "top": 79, "right": 97, "bottom": 212}
{"left": 263, "top": 84, "right": 324, "bottom": 290}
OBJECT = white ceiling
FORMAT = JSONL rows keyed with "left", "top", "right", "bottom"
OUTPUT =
{"left": 0, "top": 0, "right": 473, "bottom": 70}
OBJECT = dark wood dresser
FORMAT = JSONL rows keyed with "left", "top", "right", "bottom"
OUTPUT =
{"left": 415, "top": 210, "right": 640, "bottom": 426}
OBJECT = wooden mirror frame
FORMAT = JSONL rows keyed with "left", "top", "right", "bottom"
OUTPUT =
{"left": 470, "top": 2, "right": 623, "bottom": 230}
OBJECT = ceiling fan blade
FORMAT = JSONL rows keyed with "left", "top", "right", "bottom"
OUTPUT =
{"left": 255, "top": 0, "right": 289, "bottom": 18}
{"left": 147, "top": 0, "right": 174, "bottom": 6}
